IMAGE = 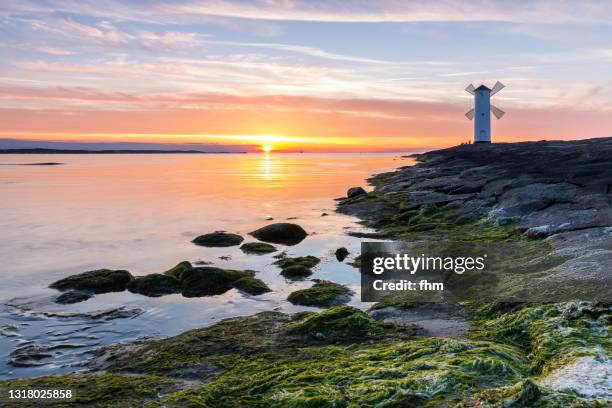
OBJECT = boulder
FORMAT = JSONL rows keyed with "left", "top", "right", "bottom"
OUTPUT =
{"left": 50, "top": 269, "right": 133, "bottom": 294}
{"left": 240, "top": 242, "right": 277, "bottom": 254}
{"left": 232, "top": 277, "right": 271, "bottom": 295}
{"left": 127, "top": 274, "right": 182, "bottom": 297}
{"left": 335, "top": 247, "right": 350, "bottom": 262}
{"left": 287, "top": 280, "right": 353, "bottom": 307}
{"left": 180, "top": 267, "right": 254, "bottom": 297}
{"left": 192, "top": 231, "right": 244, "bottom": 247}
{"left": 55, "top": 290, "right": 93, "bottom": 304}
{"left": 347, "top": 186, "right": 366, "bottom": 198}
{"left": 249, "top": 223, "right": 307, "bottom": 246}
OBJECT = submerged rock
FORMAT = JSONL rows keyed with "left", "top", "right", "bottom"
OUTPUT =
{"left": 287, "top": 280, "right": 353, "bottom": 307}
{"left": 55, "top": 290, "right": 93, "bottom": 304}
{"left": 50, "top": 269, "right": 133, "bottom": 294}
{"left": 249, "top": 223, "right": 307, "bottom": 245}
{"left": 232, "top": 277, "right": 271, "bottom": 295}
{"left": 127, "top": 274, "right": 182, "bottom": 297}
{"left": 192, "top": 231, "right": 244, "bottom": 247}
{"left": 240, "top": 242, "right": 277, "bottom": 254}
{"left": 180, "top": 267, "right": 254, "bottom": 297}
{"left": 347, "top": 186, "right": 366, "bottom": 198}
{"left": 335, "top": 247, "right": 349, "bottom": 261}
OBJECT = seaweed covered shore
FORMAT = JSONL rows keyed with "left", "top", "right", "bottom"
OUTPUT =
{"left": 2, "top": 139, "right": 611, "bottom": 406}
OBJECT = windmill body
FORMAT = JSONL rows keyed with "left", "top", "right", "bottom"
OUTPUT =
{"left": 465, "top": 81, "right": 505, "bottom": 143}
{"left": 474, "top": 85, "right": 492, "bottom": 143}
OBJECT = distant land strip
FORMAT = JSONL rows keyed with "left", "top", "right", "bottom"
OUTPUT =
{"left": 0, "top": 148, "right": 248, "bottom": 154}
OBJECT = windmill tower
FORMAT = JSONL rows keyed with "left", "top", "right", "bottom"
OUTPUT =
{"left": 465, "top": 81, "right": 505, "bottom": 143}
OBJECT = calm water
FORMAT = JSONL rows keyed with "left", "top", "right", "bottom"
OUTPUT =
{"left": 0, "top": 153, "right": 413, "bottom": 378}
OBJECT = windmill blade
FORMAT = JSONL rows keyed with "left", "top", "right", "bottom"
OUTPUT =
{"left": 465, "top": 84, "right": 475, "bottom": 95}
{"left": 490, "top": 81, "right": 505, "bottom": 96}
{"left": 465, "top": 108, "right": 475, "bottom": 120}
{"left": 491, "top": 104, "right": 505, "bottom": 119}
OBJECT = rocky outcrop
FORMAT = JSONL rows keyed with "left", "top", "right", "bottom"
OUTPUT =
{"left": 249, "top": 223, "right": 308, "bottom": 245}
{"left": 347, "top": 186, "right": 366, "bottom": 198}
{"left": 343, "top": 138, "right": 612, "bottom": 237}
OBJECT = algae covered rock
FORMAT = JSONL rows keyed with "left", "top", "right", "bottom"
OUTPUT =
{"left": 335, "top": 247, "right": 349, "bottom": 261}
{"left": 192, "top": 231, "right": 244, "bottom": 247}
{"left": 180, "top": 267, "right": 254, "bottom": 297}
{"left": 54, "top": 290, "right": 93, "bottom": 304}
{"left": 127, "top": 274, "right": 182, "bottom": 297}
{"left": 50, "top": 269, "right": 133, "bottom": 294}
{"left": 287, "top": 280, "right": 353, "bottom": 307}
{"left": 280, "top": 264, "right": 313, "bottom": 278}
{"left": 249, "top": 223, "right": 307, "bottom": 245}
{"left": 163, "top": 261, "right": 193, "bottom": 281}
{"left": 286, "top": 305, "right": 388, "bottom": 341}
{"left": 239, "top": 242, "right": 277, "bottom": 254}
{"left": 232, "top": 277, "right": 271, "bottom": 295}
{"left": 273, "top": 255, "right": 320, "bottom": 269}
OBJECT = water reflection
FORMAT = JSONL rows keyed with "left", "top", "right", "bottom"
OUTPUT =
{"left": 0, "top": 152, "right": 414, "bottom": 378}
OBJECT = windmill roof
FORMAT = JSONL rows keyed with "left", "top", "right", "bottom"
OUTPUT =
{"left": 475, "top": 84, "right": 491, "bottom": 91}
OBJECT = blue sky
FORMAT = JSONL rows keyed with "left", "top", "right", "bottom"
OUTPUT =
{"left": 1, "top": 1, "right": 612, "bottom": 150}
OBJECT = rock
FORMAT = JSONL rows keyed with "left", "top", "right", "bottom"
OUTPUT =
{"left": 524, "top": 225, "right": 553, "bottom": 238}
{"left": 180, "top": 267, "right": 254, "bottom": 297}
{"left": 232, "top": 277, "right": 271, "bottom": 295}
{"left": 55, "top": 290, "right": 93, "bottom": 304}
{"left": 286, "top": 306, "right": 386, "bottom": 341}
{"left": 50, "top": 269, "right": 133, "bottom": 294}
{"left": 249, "top": 223, "right": 307, "bottom": 245}
{"left": 287, "top": 280, "right": 353, "bottom": 307}
{"left": 127, "top": 274, "right": 182, "bottom": 297}
{"left": 240, "top": 242, "right": 277, "bottom": 254}
{"left": 502, "top": 380, "right": 541, "bottom": 407}
{"left": 335, "top": 247, "right": 349, "bottom": 261}
{"left": 321, "top": 212, "right": 329, "bottom": 216}
{"left": 163, "top": 261, "right": 193, "bottom": 280}
{"left": 273, "top": 255, "right": 320, "bottom": 270}
{"left": 347, "top": 186, "right": 366, "bottom": 198}
{"left": 280, "top": 265, "right": 313, "bottom": 278}
{"left": 192, "top": 231, "right": 244, "bottom": 247}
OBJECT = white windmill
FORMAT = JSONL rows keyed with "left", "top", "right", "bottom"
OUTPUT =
{"left": 465, "top": 82, "right": 505, "bottom": 143}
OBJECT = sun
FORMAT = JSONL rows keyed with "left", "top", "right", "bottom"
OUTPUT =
{"left": 262, "top": 145, "right": 273, "bottom": 153}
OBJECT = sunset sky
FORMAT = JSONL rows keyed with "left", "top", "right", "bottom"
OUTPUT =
{"left": 2, "top": 1, "right": 612, "bottom": 152}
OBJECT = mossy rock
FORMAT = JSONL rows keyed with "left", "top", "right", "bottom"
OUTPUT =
{"left": 192, "top": 231, "right": 244, "bottom": 247}
{"left": 127, "top": 274, "right": 182, "bottom": 297}
{"left": 280, "top": 264, "right": 313, "bottom": 279}
{"left": 239, "top": 242, "right": 277, "bottom": 254}
{"left": 232, "top": 277, "right": 271, "bottom": 295}
{"left": 181, "top": 267, "right": 254, "bottom": 297}
{"left": 287, "top": 280, "right": 353, "bottom": 307}
{"left": 163, "top": 261, "right": 192, "bottom": 281}
{"left": 50, "top": 269, "right": 133, "bottom": 294}
{"left": 335, "top": 247, "right": 349, "bottom": 261}
{"left": 249, "top": 223, "right": 308, "bottom": 245}
{"left": 273, "top": 255, "right": 320, "bottom": 269}
{"left": 54, "top": 289, "right": 93, "bottom": 304}
{"left": 285, "top": 305, "right": 389, "bottom": 341}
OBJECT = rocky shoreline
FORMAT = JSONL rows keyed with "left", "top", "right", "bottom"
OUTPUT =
{"left": 1, "top": 139, "right": 611, "bottom": 406}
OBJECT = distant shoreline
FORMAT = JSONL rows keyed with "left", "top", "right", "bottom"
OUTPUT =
{"left": 0, "top": 148, "right": 248, "bottom": 154}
